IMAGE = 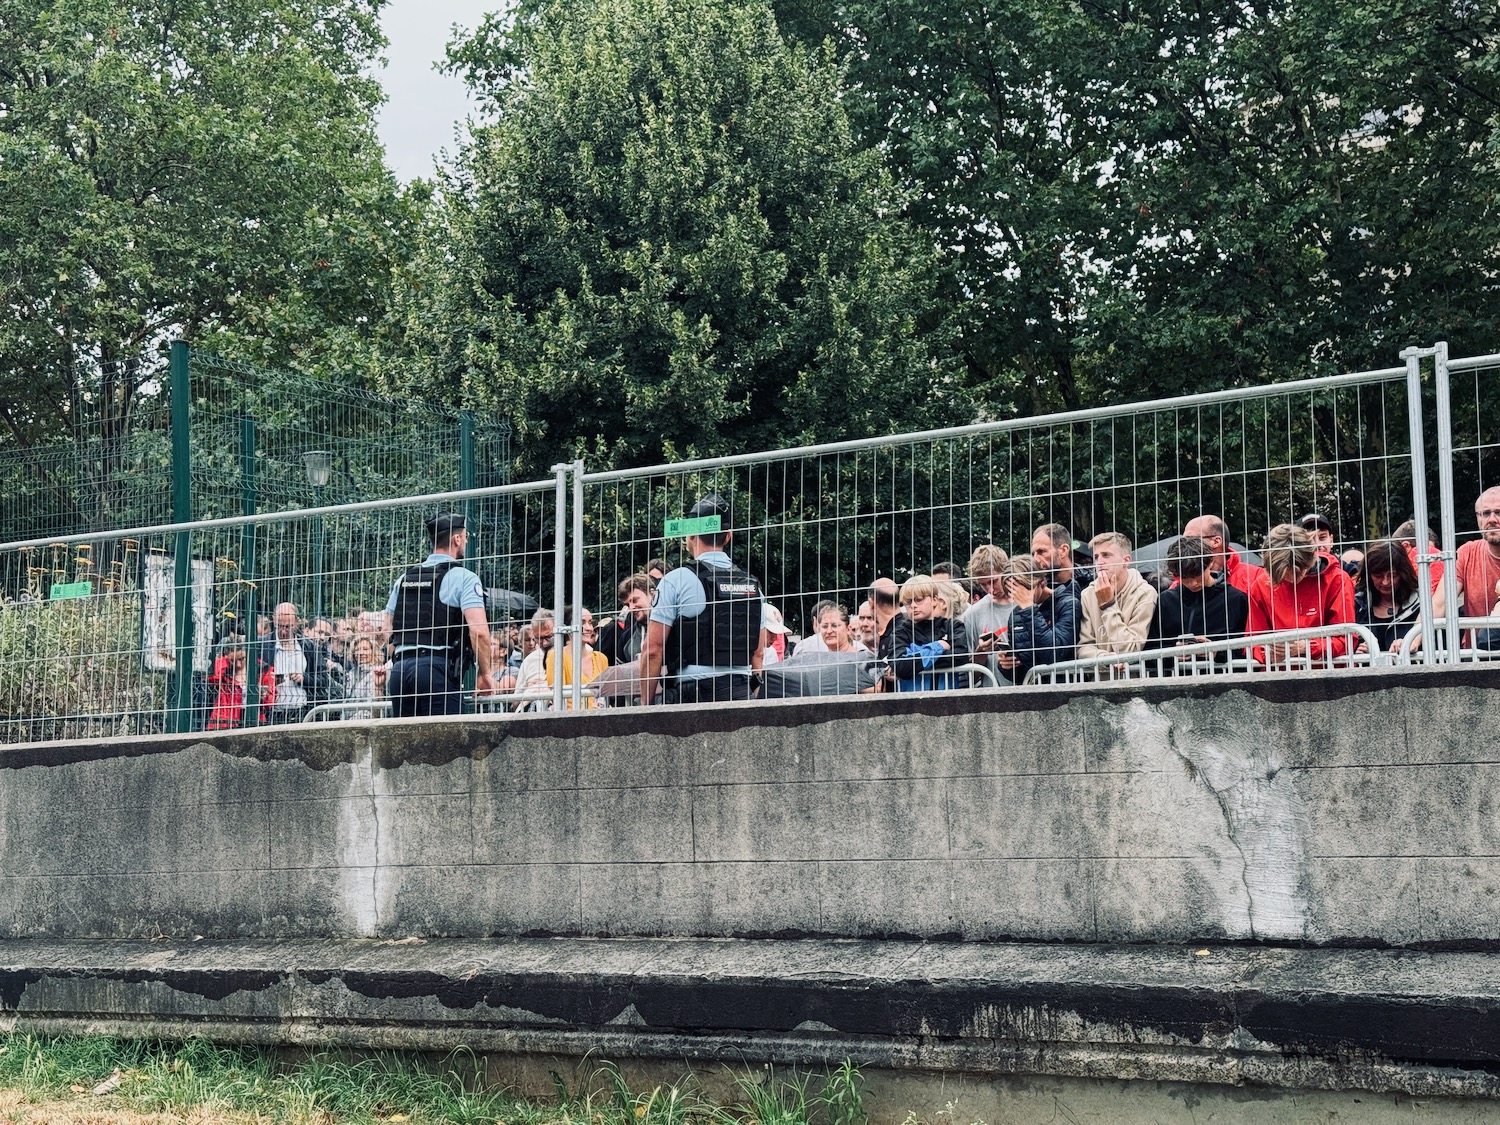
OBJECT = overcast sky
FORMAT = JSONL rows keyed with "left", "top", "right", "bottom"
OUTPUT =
{"left": 374, "top": 0, "right": 497, "bottom": 182}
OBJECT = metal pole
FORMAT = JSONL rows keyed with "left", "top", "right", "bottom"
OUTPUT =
{"left": 552, "top": 463, "right": 568, "bottom": 713}
{"left": 169, "top": 340, "right": 196, "bottom": 732}
{"left": 460, "top": 410, "right": 476, "bottom": 530}
{"left": 1433, "top": 340, "right": 1462, "bottom": 663}
{"left": 571, "top": 458, "right": 585, "bottom": 710}
{"left": 311, "top": 484, "right": 325, "bottom": 621}
{"left": 241, "top": 416, "right": 260, "bottom": 727}
{"left": 1402, "top": 345, "right": 1437, "bottom": 662}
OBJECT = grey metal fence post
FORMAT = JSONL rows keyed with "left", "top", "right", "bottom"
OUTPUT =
{"left": 1432, "top": 340, "right": 1463, "bottom": 664}
{"left": 241, "top": 416, "right": 261, "bottom": 726}
{"left": 552, "top": 462, "right": 569, "bottom": 713}
{"left": 169, "top": 340, "right": 196, "bottom": 732}
{"left": 571, "top": 458, "right": 585, "bottom": 711}
{"left": 1402, "top": 344, "right": 1438, "bottom": 663}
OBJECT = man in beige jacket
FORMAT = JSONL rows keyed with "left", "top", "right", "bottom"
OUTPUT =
{"left": 1077, "top": 532, "right": 1158, "bottom": 666}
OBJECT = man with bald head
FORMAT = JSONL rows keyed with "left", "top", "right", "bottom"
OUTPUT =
{"left": 1182, "top": 515, "right": 1265, "bottom": 594}
{"left": 1432, "top": 486, "right": 1500, "bottom": 632}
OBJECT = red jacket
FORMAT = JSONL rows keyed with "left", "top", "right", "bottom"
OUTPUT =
{"left": 1222, "top": 552, "right": 1267, "bottom": 595}
{"left": 1246, "top": 553, "right": 1357, "bottom": 662}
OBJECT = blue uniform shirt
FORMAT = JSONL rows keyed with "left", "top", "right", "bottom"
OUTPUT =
{"left": 650, "top": 551, "right": 762, "bottom": 681}
{"left": 386, "top": 552, "right": 486, "bottom": 654}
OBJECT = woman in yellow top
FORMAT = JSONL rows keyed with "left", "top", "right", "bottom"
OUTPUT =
{"left": 545, "top": 606, "right": 610, "bottom": 707}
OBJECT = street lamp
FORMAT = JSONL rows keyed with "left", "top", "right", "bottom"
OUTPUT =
{"left": 302, "top": 451, "right": 332, "bottom": 619}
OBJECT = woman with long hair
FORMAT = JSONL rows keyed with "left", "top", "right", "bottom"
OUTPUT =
{"left": 1355, "top": 539, "right": 1422, "bottom": 652}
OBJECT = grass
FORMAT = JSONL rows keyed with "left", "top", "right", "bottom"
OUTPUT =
{"left": 0, "top": 1034, "right": 868, "bottom": 1125}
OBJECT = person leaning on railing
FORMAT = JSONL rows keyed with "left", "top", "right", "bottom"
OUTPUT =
{"left": 1353, "top": 540, "right": 1423, "bottom": 654}
{"left": 1076, "top": 532, "right": 1157, "bottom": 669}
{"left": 1145, "top": 535, "right": 1250, "bottom": 674}
{"left": 886, "top": 574, "right": 970, "bottom": 692}
{"left": 1246, "top": 524, "right": 1357, "bottom": 666}
{"left": 997, "top": 555, "right": 1078, "bottom": 683}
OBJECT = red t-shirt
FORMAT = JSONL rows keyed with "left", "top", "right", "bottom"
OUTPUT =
{"left": 1455, "top": 540, "right": 1500, "bottom": 618}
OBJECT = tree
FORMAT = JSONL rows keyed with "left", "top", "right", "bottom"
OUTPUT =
{"left": 775, "top": 0, "right": 1500, "bottom": 412}
{"left": 0, "top": 0, "right": 415, "bottom": 453}
{"left": 401, "top": 0, "right": 963, "bottom": 479}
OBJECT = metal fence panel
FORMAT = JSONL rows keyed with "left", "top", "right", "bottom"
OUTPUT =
{"left": 0, "top": 481, "right": 559, "bottom": 745}
{"left": 577, "top": 369, "right": 1415, "bottom": 639}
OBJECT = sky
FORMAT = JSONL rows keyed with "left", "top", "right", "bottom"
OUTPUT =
{"left": 374, "top": 0, "right": 496, "bottom": 182}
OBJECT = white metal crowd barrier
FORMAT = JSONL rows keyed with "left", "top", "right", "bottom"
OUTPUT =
{"left": 302, "top": 701, "right": 394, "bottom": 722}
{"left": 1022, "top": 624, "right": 1389, "bottom": 685}
{"left": 1393, "top": 618, "right": 1500, "bottom": 666}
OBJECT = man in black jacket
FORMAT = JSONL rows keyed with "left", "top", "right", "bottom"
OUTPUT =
{"left": 261, "top": 601, "right": 343, "bottom": 722}
{"left": 1146, "top": 536, "right": 1250, "bottom": 673}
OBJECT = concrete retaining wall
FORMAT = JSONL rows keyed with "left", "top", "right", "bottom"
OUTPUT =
{"left": 2, "top": 665, "right": 1496, "bottom": 946}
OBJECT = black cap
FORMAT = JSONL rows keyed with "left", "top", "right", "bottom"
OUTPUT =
{"left": 425, "top": 512, "right": 466, "bottom": 541}
{"left": 1298, "top": 512, "right": 1332, "bottom": 533}
{"left": 686, "top": 493, "right": 731, "bottom": 527}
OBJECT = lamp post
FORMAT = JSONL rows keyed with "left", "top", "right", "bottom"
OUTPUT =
{"left": 302, "top": 451, "right": 332, "bottom": 621}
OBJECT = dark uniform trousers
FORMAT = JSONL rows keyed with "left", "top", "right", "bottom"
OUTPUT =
{"left": 390, "top": 651, "right": 465, "bottom": 717}
{"left": 663, "top": 673, "right": 753, "bottom": 705}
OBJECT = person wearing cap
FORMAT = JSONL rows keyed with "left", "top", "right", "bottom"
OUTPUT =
{"left": 640, "top": 493, "right": 765, "bottom": 704}
{"left": 383, "top": 512, "right": 496, "bottom": 716}
{"left": 1299, "top": 512, "right": 1337, "bottom": 554}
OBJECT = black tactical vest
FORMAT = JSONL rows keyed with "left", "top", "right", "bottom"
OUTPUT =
{"left": 663, "top": 559, "right": 762, "bottom": 674}
{"left": 390, "top": 560, "right": 474, "bottom": 669}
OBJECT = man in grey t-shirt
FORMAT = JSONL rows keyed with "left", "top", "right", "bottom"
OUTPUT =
{"left": 962, "top": 545, "right": 1013, "bottom": 673}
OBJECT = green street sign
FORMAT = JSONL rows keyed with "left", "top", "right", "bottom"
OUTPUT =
{"left": 665, "top": 514, "right": 722, "bottom": 538}
{"left": 50, "top": 580, "right": 92, "bottom": 600}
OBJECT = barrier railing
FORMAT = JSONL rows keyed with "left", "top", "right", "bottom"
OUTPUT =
{"left": 10, "top": 341, "right": 1500, "bottom": 744}
{"left": 1022, "top": 624, "right": 1390, "bottom": 684}
{"left": 1393, "top": 618, "right": 1500, "bottom": 666}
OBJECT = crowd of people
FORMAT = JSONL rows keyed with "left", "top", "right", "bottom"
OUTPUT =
{"left": 195, "top": 487, "right": 1500, "bottom": 723}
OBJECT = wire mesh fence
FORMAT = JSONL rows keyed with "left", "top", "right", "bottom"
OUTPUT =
{"left": 0, "top": 480, "right": 560, "bottom": 744}
{"left": 577, "top": 368, "right": 1415, "bottom": 637}
{"left": 0, "top": 349, "right": 512, "bottom": 541}
{"left": 10, "top": 343, "right": 1500, "bottom": 744}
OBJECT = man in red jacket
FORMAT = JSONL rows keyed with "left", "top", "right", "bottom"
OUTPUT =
{"left": 1246, "top": 524, "right": 1357, "bottom": 665}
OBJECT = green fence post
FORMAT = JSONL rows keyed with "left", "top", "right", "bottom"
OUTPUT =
{"left": 241, "top": 415, "right": 260, "bottom": 727}
{"left": 169, "top": 340, "right": 196, "bottom": 733}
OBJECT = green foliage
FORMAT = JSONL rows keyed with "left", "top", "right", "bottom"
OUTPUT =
{"left": 0, "top": 0, "right": 416, "bottom": 447}
{"left": 775, "top": 0, "right": 1500, "bottom": 414}
{"left": 400, "top": 0, "right": 964, "bottom": 479}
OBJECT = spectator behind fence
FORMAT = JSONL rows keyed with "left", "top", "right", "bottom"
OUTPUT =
{"left": 887, "top": 574, "right": 970, "bottom": 692}
{"left": 854, "top": 600, "right": 878, "bottom": 651}
{"left": 1146, "top": 535, "right": 1250, "bottom": 673}
{"left": 646, "top": 558, "right": 669, "bottom": 583}
{"left": 1077, "top": 532, "right": 1157, "bottom": 662}
{"left": 599, "top": 574, "right": 654, "bottom": 665}
{"left": 1247, "top": 523, "right": 1357, "bottom": 665}
{"left": 641, "top": 493, "right": 766, "bottom": 705}
{"left": 932, "top": 560, "right": 964, "bottom": 581}
{"left": 868, "top": 577, "right": 902, "bottom": 660}
{"left": 207, "top": 630, "right": 275, "bottom": 730}
{"left": 342, "top": 635, "right": 388, "bottom": 717}
{"left": 963, "top": 546, "right": 1013, "bottom": 663}
{"left": 263, "top": 601, "right": 341, "bottom": 722}
{"left": 546, "top": 605, "right": 609, "bottom": 708}
{"left": 1429, "top": 486, "right": 1500, "bottom": 650}
{"left": 793, "top": 599, "right": 841, "bottom": 653}
{"left": 998, "top": 555, "right": 1078, "bottom": 682}
{"left": 516, "top": 609, "right": 555, "bottom": 695}
{"left": 1392, "top": 519, "right": 1444, "bottom": 592}
{"left": 1298, "top": 512, "right": 1337, "bottom": 554}
{"left": 1031, "top": 522, "right": 1091, "bottom": 598}
{"left": 813, "top": 602, "right": 868, "bottom": 653}
{"left": 1354, "top": 540, "right": 1423, "bottom": 653}
{"left": 1182, "top": 515, "right": 1265, "bottom": 594}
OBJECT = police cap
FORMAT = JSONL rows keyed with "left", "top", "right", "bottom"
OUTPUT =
{"left": 425, "top": 512, "right": 466, "bottom": 542}
{"left": 686, "top": 493, "right": 732, "bottom": 529}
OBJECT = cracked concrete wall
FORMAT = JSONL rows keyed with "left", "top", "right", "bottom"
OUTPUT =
{"left": 1, "top": 667, "right": 1495, "bottom": 945}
